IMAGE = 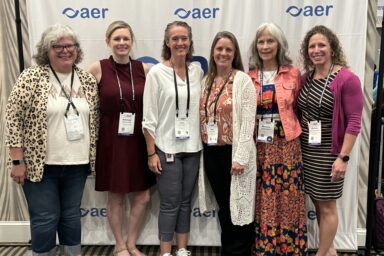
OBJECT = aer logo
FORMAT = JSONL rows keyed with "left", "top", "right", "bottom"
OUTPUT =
{"left": 62, "top": 7, "right": 109, "bottom": 19}
{"left": 80, "top": 208, "right": 107, "bottom": 217}
{"left": 174, "top": 7, "right": 220, "bottom": 19}
{"left": 286, "top": 4, "right": 333, "bottom": 17}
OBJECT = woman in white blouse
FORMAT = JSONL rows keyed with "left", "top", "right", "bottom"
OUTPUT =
{"left": 142, "top": 21, "right": 203, "bottom": 256}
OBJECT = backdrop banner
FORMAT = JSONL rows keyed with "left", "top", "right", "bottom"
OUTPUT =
{"left": 26, "top": 0, "right": 367, "bottom": 249}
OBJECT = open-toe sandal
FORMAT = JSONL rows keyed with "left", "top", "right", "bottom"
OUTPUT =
{"left": 113, "top": 248, "right": 130, "bottom": 256}
{"left": 128, "top": 247, "right": 147, "bottom": 256}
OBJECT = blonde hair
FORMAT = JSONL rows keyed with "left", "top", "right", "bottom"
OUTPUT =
{"left": 105, "top": 20, "right": 135, "bottom": 42}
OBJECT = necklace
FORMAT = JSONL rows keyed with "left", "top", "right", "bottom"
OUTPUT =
{"left": 262, "top": 70, "right": 277, "bottom": 84}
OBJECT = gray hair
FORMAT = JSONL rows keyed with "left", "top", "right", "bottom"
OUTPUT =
{"left": 249, "top": 22, "right": 292, "bottom": 69}
{"left": 33, "top": 24, "right": 83, "bottom": 65}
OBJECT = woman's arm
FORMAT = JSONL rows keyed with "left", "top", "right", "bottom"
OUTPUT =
{"left": 232, "top": 74, "right": 257, "bottom": 175}
{"left": 142, "top": 68, "right": 162, "bottom": 174}
{"left": 331, "top": 133, "right": 357, "bottom": 181}
{"left": 143, "top": 129, "right": 162, "bottom": 174}
{"left": 341, "top": 73, "right": 364, "bottom": 135}
{"left": 143, "top": 63, "right": 152, "bottom": 76}
{"left": 9, "top": 147, "right": 27, "bottom": 184}
{"left": 331, "top": 71, "right": 363, "bottom": 181}
{"left": 292, "top": 66, "right": 302, "bottom": 112}
{"left": 6, "top": 68, "right": 37, "bottom": 184}
{"left": 87, "top": 61, "right": 102, "bottom": 83}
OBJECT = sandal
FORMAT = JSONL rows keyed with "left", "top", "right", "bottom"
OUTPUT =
{"left": 113, "top": 248, "right": 130, "bottom": 256}
{"left": 128, "top": 247, "right": 147, "bottom": 256}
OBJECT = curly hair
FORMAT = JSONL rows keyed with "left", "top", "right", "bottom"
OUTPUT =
{"left": 161, "top": 21, "right": 194, "bottom": 61}
{"left": 33, "top": 24, "right": 83, "bottom": 65}
{"left": 300, "top": 25, "right": 347, "bottom": 73}
{"left": 205, "top": 31, "right": 244, "bottom": 89}
{"left": 249, "top": 22, "right": 292, "bottom": 70}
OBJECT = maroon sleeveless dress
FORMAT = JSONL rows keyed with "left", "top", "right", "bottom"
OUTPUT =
{"left": 95, "top": 56, "right": 155, "bottom": 193}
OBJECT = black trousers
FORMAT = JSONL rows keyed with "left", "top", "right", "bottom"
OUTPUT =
{"left": 203, "top": 144, "right": 254, "bottom": 256}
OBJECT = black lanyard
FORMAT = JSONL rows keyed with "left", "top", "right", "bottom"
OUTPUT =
{"left": 259, "top": 67, "right": 278, "bottom": 122}
{"left": 112, "top": 57, "right": 136, "bottom": 113}
{"left": 171, "top": 61, "right": 190, "bottom": 118}
{"left": 49, "top": 64, "right": 78, "bottom": 117}
{"left": 204, "top": 69, "right": 233, "bottom": 124}
{"left": 305, "top": 63, "right": 334, "bottom": 121}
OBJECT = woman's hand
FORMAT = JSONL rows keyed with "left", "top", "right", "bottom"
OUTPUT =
{"left": 10, "top": 163, "right": 27, "bottom": 185}
{"left": 148, "top": 154, "right": 162, "bottom": 175}
{"left": 331, "top": 157, "right": 347, "bottom": 182}
{"left": 231, "top": 161, "right": 244, "bottom": 175}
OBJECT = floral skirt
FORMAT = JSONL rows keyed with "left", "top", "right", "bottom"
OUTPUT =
{"left": 253, "top": 134, "right": 307, "bottom": 255}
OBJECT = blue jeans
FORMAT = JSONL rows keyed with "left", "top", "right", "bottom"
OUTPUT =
{"left": 23, "top": 164, "right": 89, "bottom": 255}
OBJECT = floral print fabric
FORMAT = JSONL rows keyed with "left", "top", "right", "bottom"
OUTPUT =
{"left": 254, "top": 84, "right": 307, "bottom": 255}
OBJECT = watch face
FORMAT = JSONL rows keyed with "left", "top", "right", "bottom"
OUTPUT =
{"left": 342, "top": 155, "right": 350, "bottom": 162}
{"left": 12, "top": 159, "right": 24, "bottom": 165}
{"left": 12, "top": 160, "right": 21, "bottom": 165}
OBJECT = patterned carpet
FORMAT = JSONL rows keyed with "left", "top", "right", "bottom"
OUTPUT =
{"left": 0, "top": 245, "right": 378, "bottom": 256}
{"left": 0, "top": 245, "right": 221, "bottom": 256}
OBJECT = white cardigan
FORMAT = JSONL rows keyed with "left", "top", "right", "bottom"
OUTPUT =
{"left": 198, "top": 70, "right": 257, "bottom": 226}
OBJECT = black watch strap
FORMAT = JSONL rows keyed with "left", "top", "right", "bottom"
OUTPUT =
{"left": 337, "top": 154, "right": 350, "bottom": 162}
{"left": 12, "top": 159, "right": 25, "bottom": 165}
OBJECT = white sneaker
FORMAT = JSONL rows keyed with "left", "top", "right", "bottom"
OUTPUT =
{"left": 162, "top": 253, "right": 172, "bottom": 256}
{"left": 175, "top": 248, "right": 191, "bottom": 256}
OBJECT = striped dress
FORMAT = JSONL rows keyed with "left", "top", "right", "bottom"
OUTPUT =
{"left": 297, "top": 71, "right": 344, "bottom": 200}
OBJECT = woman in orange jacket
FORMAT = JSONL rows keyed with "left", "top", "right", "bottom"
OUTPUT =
{"left": 248, "top": 22, "right": 307, "bottom": 255}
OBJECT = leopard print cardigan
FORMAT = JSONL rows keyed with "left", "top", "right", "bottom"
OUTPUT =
{"left": 6, "top": 64, "right": 99, "bottom": 182}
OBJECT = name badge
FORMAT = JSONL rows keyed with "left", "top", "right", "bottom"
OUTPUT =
{"left": 64, "top": 114, "right": 84, "bottom": 141}
{"left": 175, "top": 117, "right": 190, "bottom": 140}
{"left": 118, "top": 112, "right": 135, "bottom": 136}
{"left": 166, "top": 153, "right": 174, "bottom": 163}
{"left": 257, "top": 119, "right": 274, "bottom": 144}
{"left": 206, "top": 122, "right": 218, "bottom": 145}
{"left": 308, "top": 120, "right": 322, "bottom": 145}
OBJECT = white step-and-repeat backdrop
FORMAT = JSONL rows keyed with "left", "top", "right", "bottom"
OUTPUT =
{"left": 26, "top": 0, "right": 367, "bottom": 249}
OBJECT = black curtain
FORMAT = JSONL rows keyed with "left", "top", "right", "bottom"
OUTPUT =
{"left": 15, "top": 0, "right": 24, "bottom": 73}
{"left": 366, "top": 10, "right": 384, "bottom": 255}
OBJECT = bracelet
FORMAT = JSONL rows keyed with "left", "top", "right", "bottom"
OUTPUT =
{"left": 148, "top": 152, "right": 156, "bottom": 157}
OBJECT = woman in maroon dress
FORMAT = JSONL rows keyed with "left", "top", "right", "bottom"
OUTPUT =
{"left": 88, "top": 20, "right": 154, "bottom": 256}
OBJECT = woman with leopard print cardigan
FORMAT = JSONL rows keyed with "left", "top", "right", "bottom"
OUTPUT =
{"left": 5, "top": 24, "right": 99, "bottom": 256}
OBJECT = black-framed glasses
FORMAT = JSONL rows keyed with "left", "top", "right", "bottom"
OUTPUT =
{"left": 51, "top": 44, "right": 78, "bottom": 53}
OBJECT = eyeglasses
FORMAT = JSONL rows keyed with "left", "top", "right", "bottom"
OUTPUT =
{"left": 51, "top": 44, "right": 78, "bottom": 53}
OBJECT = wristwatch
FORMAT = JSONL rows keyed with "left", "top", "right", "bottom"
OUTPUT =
{"left": 337, "top": 154, "right": 350, "bottom": 162}
{"left": 12, "top": 159, "right": 25, "bottom": 165}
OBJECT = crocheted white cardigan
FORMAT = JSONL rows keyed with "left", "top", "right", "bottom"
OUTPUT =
{"left": 198, "top": 71, "right": 257, "bottom": 226}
